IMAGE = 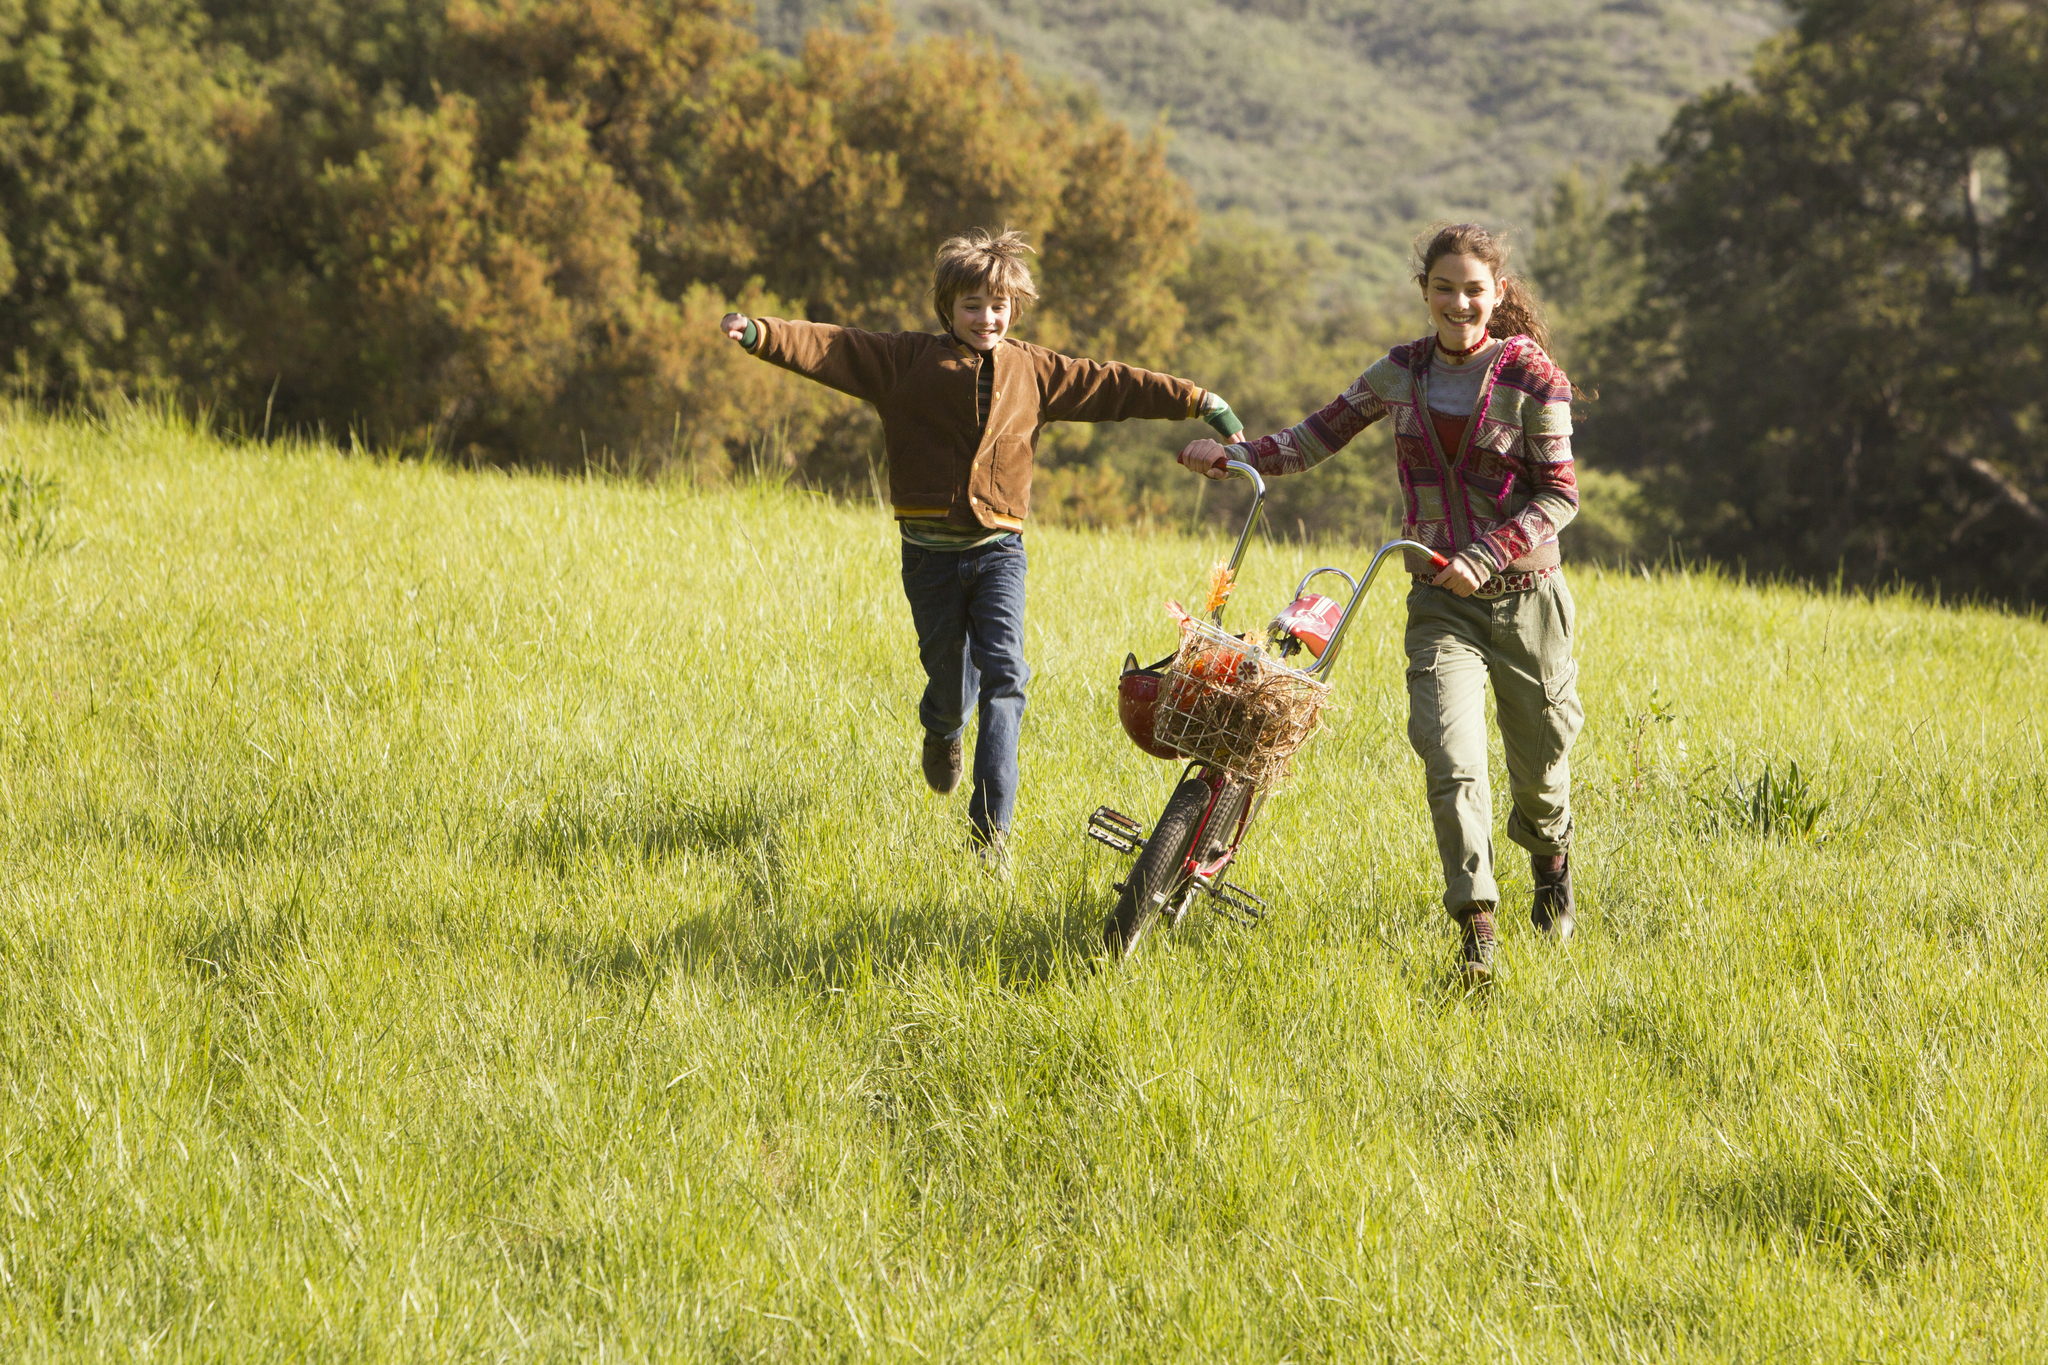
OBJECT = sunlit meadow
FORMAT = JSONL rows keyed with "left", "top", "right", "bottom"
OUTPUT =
{"left": 1, "top": 408, "right": 2041, "bottom": 1360}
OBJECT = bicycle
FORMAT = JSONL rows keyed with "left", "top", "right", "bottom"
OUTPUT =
{"left": 1087, "top": 460, "right": 1446, "bottom": 958}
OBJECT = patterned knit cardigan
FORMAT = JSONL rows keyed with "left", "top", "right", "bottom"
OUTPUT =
{"left": 1230, "top": 335, "right": 1579, "bottom": 574}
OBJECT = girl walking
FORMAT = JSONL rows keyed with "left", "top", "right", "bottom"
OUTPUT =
{"left": 1178, "top": 223, "right": 1583, "bottom": 978}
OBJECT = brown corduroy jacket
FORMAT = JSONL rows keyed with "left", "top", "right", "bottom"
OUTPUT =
{"left": 747, "top": 319, "right": 1207, "bottom": 531}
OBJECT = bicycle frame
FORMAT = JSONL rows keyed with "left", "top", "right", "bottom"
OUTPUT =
{"left": 1181, "top": 762, "right": 1264, "bottom": 881}
{"left": 1092, "top": 460, "right": 1451, "bottom": 952}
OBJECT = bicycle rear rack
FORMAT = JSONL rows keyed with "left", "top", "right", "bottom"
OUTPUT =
{"left": 1089, "top": 805, "right": 1266, "bottom": 927}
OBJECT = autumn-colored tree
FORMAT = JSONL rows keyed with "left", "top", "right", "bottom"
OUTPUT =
{"left": 161, "top": 0, "right": 807, "bottom": 467}
{"left": 116, "top": 1, "right": 1198, "bottom": 474}
{"left": 681, "top": 9, "right": 1196, "bottom": 363}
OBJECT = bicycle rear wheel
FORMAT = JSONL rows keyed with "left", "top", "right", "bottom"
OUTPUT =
{"left": 1103, "top": 775, "right": 1212, "bottom": 959}
{"left": 1192, "top": 776, "right": 1253, "bottom": 871}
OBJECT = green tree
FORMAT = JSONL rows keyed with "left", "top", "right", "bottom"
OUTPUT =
{"left": 0, "top": 0, "right": 225, "bottom": 395}
{"left": 1528, "top": 169, "right": 1662, "bottom": 566}
{"left": 1580, "top": 0, "right": 2048, "bottom": 599}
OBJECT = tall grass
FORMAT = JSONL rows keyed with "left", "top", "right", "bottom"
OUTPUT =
{"left": 0, "top": 407, "right": 2041, "bottom": 1360}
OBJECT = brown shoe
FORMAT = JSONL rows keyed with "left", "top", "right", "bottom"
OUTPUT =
{"left": 921, "top": 733, "right": 963, "bottom": 794}
{"left": 1531, "top": 853, "right": 1574, "bottom": 941}
{"left": 1456, "top": 904, "right": 1497, "bottom": 980}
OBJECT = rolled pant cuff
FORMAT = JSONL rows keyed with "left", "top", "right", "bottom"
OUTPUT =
{"left": 1442, "top": 881, "right": 1499, "bottom": 916}
{"left": 1505, "top": 810, "right": 1571, "bottom": 859}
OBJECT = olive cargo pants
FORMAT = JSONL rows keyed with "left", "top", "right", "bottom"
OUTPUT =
{"left": 1404, "top": 576, "right": 1584, "bottom": 914}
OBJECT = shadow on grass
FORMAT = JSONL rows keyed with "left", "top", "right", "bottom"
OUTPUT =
{"left": 1421, "top": 1072, "right": 1568, "bottom": 1145}
{"left": 1691, "top": 1151, "right": 1957, "bottom": 1282}
{"left": 174, "top": 891, "right": 315, "bottom": 985}
{"left": 44, "top": 780, "right": 804, "bottom": 872}
{"left": 532, "top": 888, "right": 1103, "bottom": 996}
{"left": 497, "top": 784, "right": 803, "bottom": 875}
{"left": 47, "top": 784, "right": 352, "bottom": 861}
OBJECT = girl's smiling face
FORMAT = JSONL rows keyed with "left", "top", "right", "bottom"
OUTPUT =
{"left": 950, "top": 292, "right": 1012, "bottom": 350}
{"left": 1426, "top": 252, "right": 1499, "bottom": 352}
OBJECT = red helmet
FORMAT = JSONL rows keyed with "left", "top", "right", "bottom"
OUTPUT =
{"left": 1116, "top": 653, "right": 1180, "bottom": 761}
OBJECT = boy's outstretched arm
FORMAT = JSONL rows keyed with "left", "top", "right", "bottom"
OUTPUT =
{"left": 1037, "top": 353, "right": 1215, "bottom": 427}
{"left": 1196, "top": 391, "right": 1245, "bottom": 441}
{"left": 718, "top": 311, "right": 908, "bottom": 404}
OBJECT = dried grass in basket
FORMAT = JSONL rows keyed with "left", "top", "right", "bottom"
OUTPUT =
{"left": 1153, "top": 614, "right": 1330, "bottom": 784}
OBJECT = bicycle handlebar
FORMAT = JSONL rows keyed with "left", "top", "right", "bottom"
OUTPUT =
{"left": 1211, "top": 459, "right": 1267, "bottom": 624}
{"left": 1304, "top": 538, "right": 1445, "bottom": 678}
{"left": 1220, "top": 458, "right": 1266, "bottom": 498}
{"left": 1200, "top": 460, "right": 1454, "bottom": 669}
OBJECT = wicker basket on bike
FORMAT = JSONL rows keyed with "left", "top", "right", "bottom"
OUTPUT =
{"left": 1153, "top": 617, "right": 1330, "bottom": 786}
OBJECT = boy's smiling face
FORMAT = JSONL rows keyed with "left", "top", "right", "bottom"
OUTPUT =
{"left": 949, "top": 292, "right": 1012, "bottom": 350}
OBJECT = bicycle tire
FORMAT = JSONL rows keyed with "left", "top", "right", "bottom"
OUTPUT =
{"left": 1103, "top": 775, "right": 1213, "bottom": 959}
{"left": 1193, "top": 777, "right": 1253, "bottom": 867}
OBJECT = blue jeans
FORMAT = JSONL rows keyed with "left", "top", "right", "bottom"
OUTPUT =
{"left": 900, "top": 535, "right": 1031, "bottom": 838}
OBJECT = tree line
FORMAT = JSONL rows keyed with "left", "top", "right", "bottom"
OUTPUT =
{"left": 1, "top": 0, "right": 1193, "bottom": 478}
{"left": 1568, "top": 0, "right": 2047, "bottom": 602}
{"left": 2, "top": 0, "right": 2043, "bottom": 602}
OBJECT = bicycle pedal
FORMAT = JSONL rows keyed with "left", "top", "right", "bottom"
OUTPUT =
{"left": 1085, "top": 806, "right": 1146, "bottom": 856}
{"left": 1200, "top": 879, "right": 1268, "bottom": 924}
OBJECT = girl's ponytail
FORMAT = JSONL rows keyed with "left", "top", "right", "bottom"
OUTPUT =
{"left": 1489, "top": 274, "right": 1551, "bottom": 353}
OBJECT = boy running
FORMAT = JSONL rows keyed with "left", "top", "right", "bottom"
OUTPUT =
{"left": 721, "top": 228, "right": 1243, "bottom": 858}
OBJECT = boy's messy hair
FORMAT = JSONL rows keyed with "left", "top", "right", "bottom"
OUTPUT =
{"left": 931, "top": 228, "right": 1039, "bottom": 325}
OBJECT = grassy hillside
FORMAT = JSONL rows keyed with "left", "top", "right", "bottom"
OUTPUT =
{"left": 758, "top": 0, "right": 1786, "bottom": 281}
{"left": 2, "top": 409, "right": 2044, "bottom": 1359}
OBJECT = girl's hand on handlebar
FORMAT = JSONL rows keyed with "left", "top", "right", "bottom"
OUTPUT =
{"left": 720, "top": 312, "right": 750, "bottom": 342}
{"left": 1177, "top": 438, "right": 1235, "bottom": 479}
{"left": 1431, "top": 552, "right": 1489, "bottom": 598}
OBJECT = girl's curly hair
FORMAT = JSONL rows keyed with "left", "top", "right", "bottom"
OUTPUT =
{"left": 1412, "top": 222, "right": 1551, "bottom": 354}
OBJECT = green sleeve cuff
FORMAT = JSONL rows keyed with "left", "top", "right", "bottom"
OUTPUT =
{"left": 1199, "top": 395, "right": 1244, "bottom": 439}
{"left": 741, "top": 318, "right": 760, "bottom": 351}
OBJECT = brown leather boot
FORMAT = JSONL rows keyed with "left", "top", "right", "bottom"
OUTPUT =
{"left": 921, "top": 733, "right": 963, "bottom": 794}
{"left": 1455, "top": 903, "right": 1497, "bottom": 981}
{"left": 1531, "top": 853, "right": 1574, "bottom": 941}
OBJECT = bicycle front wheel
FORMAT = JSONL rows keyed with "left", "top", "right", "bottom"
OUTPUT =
{"left": 1103, "top": 775, "right": 1212, "bottom": 959}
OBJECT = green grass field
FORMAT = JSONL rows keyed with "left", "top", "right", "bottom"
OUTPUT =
{"left": 2, "top": 408, "right": 2043, "bottom": 1361}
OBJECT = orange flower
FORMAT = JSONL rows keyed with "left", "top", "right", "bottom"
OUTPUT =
{"left": 1202, "top": 563, "right": 1235, "bottom": 616}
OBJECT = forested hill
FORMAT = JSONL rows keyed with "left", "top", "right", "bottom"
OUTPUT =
{"left": 757, "top": 0, "right": 1786, "bottom": 281}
